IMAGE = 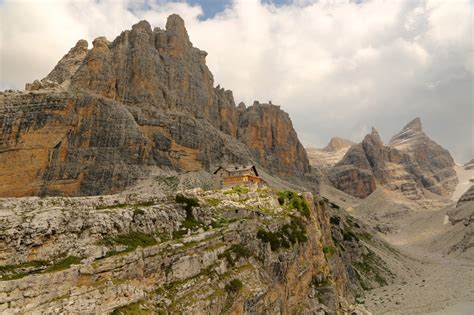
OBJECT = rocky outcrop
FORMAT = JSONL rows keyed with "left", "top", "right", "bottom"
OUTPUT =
{"left": 237, "top": 102, "right": 310, "bottom": 177}
{"left": 456, "top": 185, "right": 474, "bottom": 207}
{"left": 389, "top": 117, "right": 458, "bottom": 197}
{"left": 0, "top": 15, "right": 311, "bottom": 197}
{"left": 306, "top": 137, "right": 353, "bottom": 173}
{"left": 0, "top": 188, "right": 369, "bottom": 314}
{"left": 328, "top": 119, "right": 458, "bottom": 199}
{"left": 447, "top": 186, "right": 474, "bottom": 256}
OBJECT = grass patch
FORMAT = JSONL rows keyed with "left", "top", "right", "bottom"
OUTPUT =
{"left": 225, "top": 278, "right": 243, "bottom": 293}
{"left": 218, "top": 244, "right": 252, "bottom": 267}
{"left": 44, "top": 256, "right": 81, "bottom": 273}
{"left": 175, "top": 194, "right": 199, "bottom": 212}
{"left": 0, "top": 260, "right": 48, "bottom": 281}
{"left": 353, "top": 250, "right": 389, "bottom": 289}
{"left": 206, "top": 198, "right": 221, "bottom": 206}
{"left": 322, "top": 245, "right": 336, "bottom": 255}
{"left": 111, "top": 300, "right": 152, "bottom": 315}
{"left": 174, "top": 194, "right": 205, "bottom": 238}
{"left": 257, "top": 217, "right": 308, "bottom": 251}
{"left": 99, "top": 231, "right": 158, "bottom": 256}
{"left": 181, "top": 216, "right": 204, "bottom": 230}
{"left": 224, "top": 186, "right": 249, "bottom": 195}
{"left": 0, "top": 255, "right": 82, "bottom": 280}
{"left": 210, "top": 217, "right": 238, "bottom": 229}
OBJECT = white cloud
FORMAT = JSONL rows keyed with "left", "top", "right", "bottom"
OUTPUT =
{"left": 0, "top": 0, "right": 472, "bottom": 162}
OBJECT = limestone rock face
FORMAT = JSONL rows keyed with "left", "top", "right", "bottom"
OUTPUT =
{"left": 448, "top": 186, "right": 474, "bottom": 255}
{"left": 306, "top": 137, "right": 353, "bottom": 172}
{"left": 457, "top": 185, "right": 474, "bottom": 207}
{"left": 0, "top": 189, "right": 364, "bottom": 314}
{"left": 44, "top": 39, "right": 89, "bottom": 85}
{"left": 0, "top": 15, "right": 311, "bottom": 197}
{"left": 389, "top": 117, "right": 458, "bottom": 197}
{"left": 237, "top": 102, "right": 310, "bottom": 177}
{"left": 328, "top": 118, "right": 457, "bottom": 199}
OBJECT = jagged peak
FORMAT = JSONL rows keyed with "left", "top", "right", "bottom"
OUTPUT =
{"left": 323, "top": 137, "right": 353, "bottom": 152}
{"left": 74, "top": 39, "right": 88, "bottom": 50}
{"left": 166, "top": 14, "right": 188, "bottom": 38}
{"left": 403, "top": 117, "right": 422, "bottom": 132}
{"left": 92, "top": 36, "right": 110, "bottom": 49}
{"left": 361, "top": 127, "right": 384, "bottom": 147}
{"left": 132, "top": 20, "right": 152, "bottom": 33}
{"left": 370, "top": 127, "right": 383, "bottom": 143}
{"left": 389, "top": 117, "right": 424, "bottom": 145}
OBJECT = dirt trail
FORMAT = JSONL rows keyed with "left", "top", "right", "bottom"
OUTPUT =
{"left": 361, "top": 210, "right": 474, "bottom": 314}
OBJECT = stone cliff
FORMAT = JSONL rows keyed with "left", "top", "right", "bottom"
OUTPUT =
{"left": 0, "top": 15, "right": 310, "bottom": 197}
{"left": 328, "top": 119, "right": 457, "bottom": 199}
{"left": 0, "top": 187, "right": 376, "bottom": 314}
{"left": 238, "top": 102, "right": 310, "bottom": 178}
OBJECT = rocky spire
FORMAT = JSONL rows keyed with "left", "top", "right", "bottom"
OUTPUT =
{"left": 364, "top": 127, "right": 384, "bottom": 147}
{"left": 404, "top": 117, "right": 422, "bottom": 132}
{"left": 42, "top": 39, "right": 89, "bottom": 85}
{"left": 165, "top": 14, "right": 191, "bottom": 55}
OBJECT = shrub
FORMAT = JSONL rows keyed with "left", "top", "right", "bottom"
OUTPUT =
{"left": 225, "top": 278, "right": 243, "bottom": 294}
{"left": 175, "top": 194, "right": 199, "bottom": 213}
{"left": 257, "top": 217, "right": 308, "bottom": 251}
{"left": 329, "top": 202, "right": 340, "bottom": 209}
{"left": 329, "top": 216, "right": 341, "bottom": 225}
{"left": 277, "top": 190, "right": 310, "bottom": 218}
{"left": 218, "top": 244, "right": 252, "bottom": 266}
{"left": 231, "top": 244, "right": 251, "bottom": 259}
{"left": 133, "top": 208, "right": 145, "bottom": 216}
{"left": 322, "top": 245, "right": 336, "bottom": 255}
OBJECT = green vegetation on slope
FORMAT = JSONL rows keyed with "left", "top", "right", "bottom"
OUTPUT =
{"left": 277, "top": 190, "right": 310, "bottom": 218}
{"left": 257, "top": 217, "right": 308, "bottom": 251}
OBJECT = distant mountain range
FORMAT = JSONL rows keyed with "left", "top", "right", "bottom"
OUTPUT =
{"left": 308, "top": 117, "right": 462, "bottom": 200}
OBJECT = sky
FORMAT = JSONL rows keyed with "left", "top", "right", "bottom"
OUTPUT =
{"left": 0, "top": 0, "right": 473, "bottom": 163}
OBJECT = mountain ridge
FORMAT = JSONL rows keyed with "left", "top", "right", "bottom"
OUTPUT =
{"left": 327, "top": 117, "right": 458, "bottom": 199}
{"left": 0, "top": 15, "right": 311, "bottom": 197}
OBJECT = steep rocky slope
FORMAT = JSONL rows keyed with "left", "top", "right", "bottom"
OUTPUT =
{"left": 0, "top": 183, "right": 386, "bottom": 314}
{"left": 0, "top": 15, "right": 310, "bottom": 197}
{"left": 306, "top": 137, "right": 353, "bottom": 172}
{"left": 328, "top": 118, "right": 457, "bottom": 199}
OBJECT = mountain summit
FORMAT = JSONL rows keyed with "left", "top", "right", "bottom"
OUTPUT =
{"left": 328, "top": 117, "right": 457, "bottom": 199}
{"left": 389, "top": 117, "right": 423, "bottom": 146}
{"left": 0, "top": 15, "right": 310, "bottom": 197}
